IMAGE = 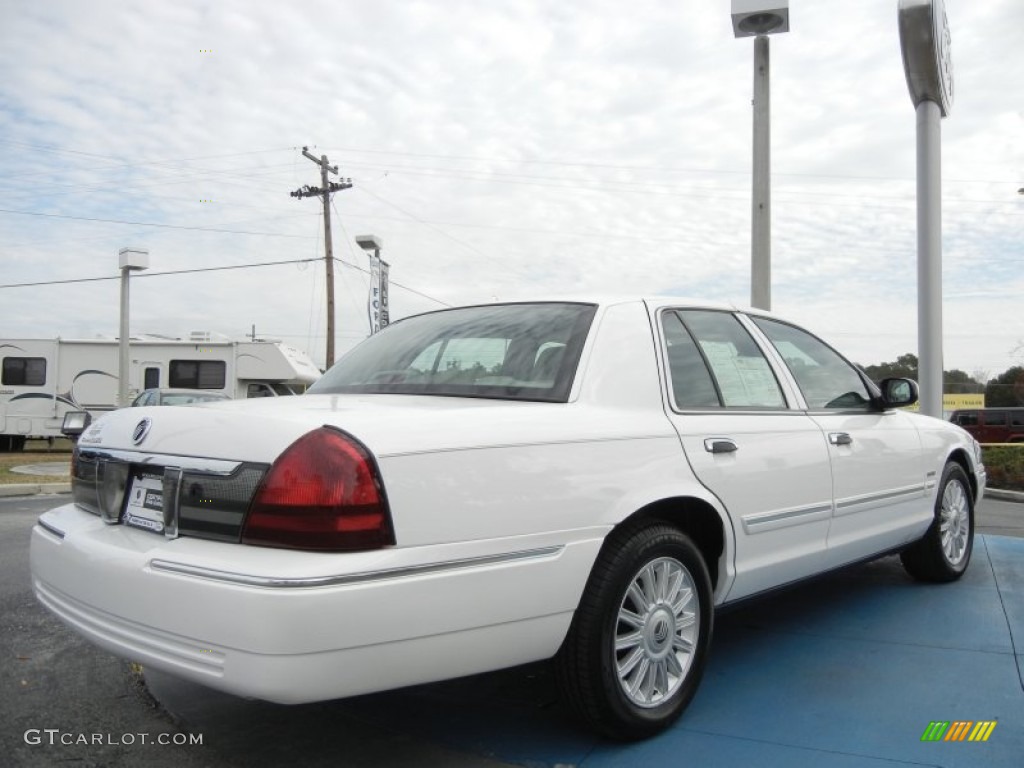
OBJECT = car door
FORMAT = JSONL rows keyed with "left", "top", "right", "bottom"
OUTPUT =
{"left": 659, "top": 309, "right": 835, "bottom": 600}
{"left": 749, "top": 316, "right": 929, "bottom": 565}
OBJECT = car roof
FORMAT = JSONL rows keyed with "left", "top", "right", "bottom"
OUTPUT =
{"left": 442, "top": 295, "right": 776, "bottom": 316}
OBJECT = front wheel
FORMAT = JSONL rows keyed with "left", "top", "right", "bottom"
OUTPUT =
{"left": 557, "top": 523, "right": 713, "bottom": 740}
{"left": 901, "top": 462, "right": 974, "bottom": 582}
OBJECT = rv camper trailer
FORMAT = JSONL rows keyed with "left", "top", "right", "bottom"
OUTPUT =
{"left": 0, "top": 335, "right": 321, "bottom": 450}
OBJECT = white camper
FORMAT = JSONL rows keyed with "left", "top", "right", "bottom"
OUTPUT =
{"left": 0, "top": 335, "right": 321, "bottom": 449}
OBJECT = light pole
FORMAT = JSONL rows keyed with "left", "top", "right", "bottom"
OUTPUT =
{"left": 899, "top": 0, "right": 953, "bottom": 418}
{"left": 117, "top": 247, "right": 149, "bottom": 407}
{"left": 732, "top": 0, "right": 789, "bottom": 311}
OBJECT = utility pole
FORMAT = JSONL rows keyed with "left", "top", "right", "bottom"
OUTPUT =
{"left": 290, "top": 146, "right": 352, "bottom": 368}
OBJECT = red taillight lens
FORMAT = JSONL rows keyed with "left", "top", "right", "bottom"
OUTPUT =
{"left": 242, "top": 427, "right": 394, "bottom": 551}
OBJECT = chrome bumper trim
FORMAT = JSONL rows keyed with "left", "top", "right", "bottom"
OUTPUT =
{"left": 150, "top": 545, "right": 565, "bottom": 589}
{"left": 78, "top": 448, "right": 242, "bottom": 475}
{"left": 37, "top": 518, "right": 66, "bottom": 540}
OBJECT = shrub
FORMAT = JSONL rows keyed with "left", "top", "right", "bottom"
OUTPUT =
{"left": 981, "top": 445, "right": 1024, "bottom": 491}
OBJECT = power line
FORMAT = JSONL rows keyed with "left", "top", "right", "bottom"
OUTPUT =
{"left": 326, "top": 144, "right": 1021, "bottom": 186}
{"left": 0, "top": 258, "right": 320, "bottom": 289}
{"left": 1, "top": 249, "right": 450, "bottom": 306}
{"left": 354, "top": 185, "right": 501, "bottom": 268}
{"left": 0, "top": 208, "right": 314, "bottom": 238}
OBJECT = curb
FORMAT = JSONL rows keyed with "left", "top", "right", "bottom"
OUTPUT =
{"left": 985, "top": 487, "right": 1024, "bottom": 503}
{"left": 0, "top": 483, "right": 71, "bottom": 498}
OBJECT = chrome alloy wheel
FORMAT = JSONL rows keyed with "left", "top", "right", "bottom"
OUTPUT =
{"left": 940, "top": 478, "right": 970, "bottom": 565}
{"left": 614, "top": 557, "right": 699, "bottom": 708}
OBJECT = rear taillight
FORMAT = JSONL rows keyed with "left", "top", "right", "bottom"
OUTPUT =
{"left": 241, "top": 427, "right": 394, "bottom": 551}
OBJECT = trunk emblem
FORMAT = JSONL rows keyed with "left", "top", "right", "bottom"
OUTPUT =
{"left": 132, "top": 418, "right": 152, "bottom": 445}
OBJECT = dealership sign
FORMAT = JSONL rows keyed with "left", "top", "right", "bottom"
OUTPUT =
{"left": 898, "top": 0, "right": 953, "bottom": 116}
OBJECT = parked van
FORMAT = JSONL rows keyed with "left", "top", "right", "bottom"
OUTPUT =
{"left": 949, "top": 408, "right": 1024, "bottom": 443}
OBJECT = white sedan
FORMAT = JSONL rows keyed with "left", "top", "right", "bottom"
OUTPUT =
{"left": 31, "top": 298, "right": 985, "bottom": 740}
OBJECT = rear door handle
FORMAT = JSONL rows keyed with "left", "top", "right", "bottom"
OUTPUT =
{"left": 704, "top": 438, "right": 738, "bottom": 454}
{"left": 829, "top": 432, "right": 853, "bottom": 446}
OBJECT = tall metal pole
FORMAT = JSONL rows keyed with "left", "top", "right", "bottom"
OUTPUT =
{"left": 319, "top": 156, "right": 337, "bottom": 368}
{"left": 117, "top": 247, "right": 148, "bottom": 407}
{"left": 899, "top": 0, "right": 953, "bottom": 419}
{"left": 118, "top": 266, "right": 130, "bottom": 407}
{"left": 917, "top": 100, "right": 943, "bottom": 417}
{"left": 751, "top": 35, "right": 771, "bottom": 311}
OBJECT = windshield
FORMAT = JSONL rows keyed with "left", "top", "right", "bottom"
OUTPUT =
{"left": 309, "top": 302, "right": 597, "bottom": 402}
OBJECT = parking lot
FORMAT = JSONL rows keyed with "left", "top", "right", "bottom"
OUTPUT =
{"left": 3, "top": 493, "right": 1022, "bottom": 767}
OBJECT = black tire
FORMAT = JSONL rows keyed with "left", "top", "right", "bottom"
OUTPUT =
{"left": 901, "top": 463, "right": 974, "bottom": 582}
{"left": 556, "top": 523, "right": 713, "bottom": 740}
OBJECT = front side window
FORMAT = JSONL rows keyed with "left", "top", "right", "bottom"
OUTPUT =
{"left": 666, "top": 310, "right": 786, "bottom": 409}
{"left": 169, "top": 360, "right": 226, "bottom": 389}
{"left": 753, "top": 317, "right": 871, "bottom": 410}
{"left": 309, "top": 303, "right": 596, "bottom": 402}
{"left": 2, "top": 357, "right": 46, "bottom": 386}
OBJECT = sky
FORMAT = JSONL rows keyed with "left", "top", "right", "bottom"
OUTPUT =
{"left": 0, "top": 0, "right": 1021, "bottom": 376}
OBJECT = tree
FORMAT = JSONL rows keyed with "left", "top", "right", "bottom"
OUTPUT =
{"left": 861, "top": 353, "right": 918, "bottom": 382}
{"left": 859, "top": 353, "right": 984, "bottom": 393}
{"left": 985, "top": 367, "right": 1024, "bottom": 407}
{"left": 944, "top": 369, "right": 985, "bottom": 394}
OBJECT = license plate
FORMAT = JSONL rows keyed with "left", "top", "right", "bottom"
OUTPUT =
{"left": 122, "top": 471, "right": 165, "bottom": 534}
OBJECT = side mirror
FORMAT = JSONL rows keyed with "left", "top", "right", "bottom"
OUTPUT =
{"left": 878, "top": 378, "right": 919, "bottom": 409}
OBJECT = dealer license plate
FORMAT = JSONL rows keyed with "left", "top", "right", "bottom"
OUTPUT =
{"left": 122, "top": 471, "right": 165, "bottom": 534}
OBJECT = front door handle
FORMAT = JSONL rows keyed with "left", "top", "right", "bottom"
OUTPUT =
{"left": 704, "top": 438, "right": 738, "bottom": 454}
{"left": 829, "top": 432, "right": 853, "bottom": 446}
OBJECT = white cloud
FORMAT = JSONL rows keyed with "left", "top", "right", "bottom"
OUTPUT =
{"left": 0, "top": 0, "right": 1021, "bottom": 375}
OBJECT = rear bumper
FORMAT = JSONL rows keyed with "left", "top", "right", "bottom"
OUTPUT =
{"left": 31, "top": 503, "right": 603, "bottom": 704}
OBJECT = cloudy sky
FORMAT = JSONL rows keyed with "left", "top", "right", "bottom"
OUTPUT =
{"left": 1, "top": 0, "right": 1021, "bottom": 376}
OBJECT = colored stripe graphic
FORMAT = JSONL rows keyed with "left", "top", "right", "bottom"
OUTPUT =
{"left": 969, "top": 722, "right": 997, "bottom": 742}
{"left": 921, "top": 720, "right": 996, "bottom": 742}
{"left": 944, "top": 721, "right": 972, "bottom": 741}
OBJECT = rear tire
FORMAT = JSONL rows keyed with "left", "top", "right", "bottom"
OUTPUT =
{"left": 901, "top": 463, "right": 974, "bottom": 582}
{"left": 557, "top": 523, "right": 713, "bottom": 740}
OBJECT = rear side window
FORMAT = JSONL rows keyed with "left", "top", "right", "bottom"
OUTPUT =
{"left": 309, "top": 303, "right": 596, "bottom": 402}
{"left": 169, "top": 360, "right": 226, "bottom": 389}
{"left": 661, "top": 312, "right": 720, "bottom": 408}
{"left": 666, "top": 310, "right": 785, "bottom": 409}
{"left": 2, "top": 357, "right": 46, "bottom": 386}
{"left": 954, "top": 412, "right": 979, "bottom": 426}
{"left": 984, "top": 412, "right": 1008, "bottom": 427}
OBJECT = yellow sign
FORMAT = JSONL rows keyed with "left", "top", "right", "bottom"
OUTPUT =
{"left": 904, "top": 393, "right": 985, "bottom": 414}
{"left": 943, "top": 394, "right": 985, "bottom": 410}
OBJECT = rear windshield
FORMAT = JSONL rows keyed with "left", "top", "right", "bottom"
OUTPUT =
{"left": 309, "top": 302, "right": 597, "bottom": 402}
